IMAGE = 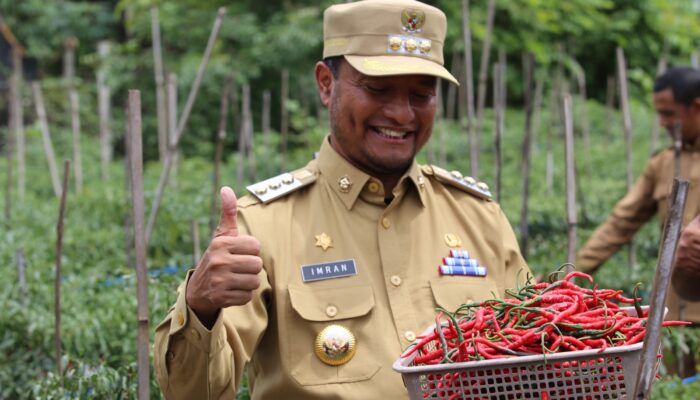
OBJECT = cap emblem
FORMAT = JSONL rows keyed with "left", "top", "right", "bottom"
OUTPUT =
{"left": 401, "top": 9, "right": 425, "bottom": 33}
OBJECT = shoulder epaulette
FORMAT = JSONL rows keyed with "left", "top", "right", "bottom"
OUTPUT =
{"left": 246, "top": 168, "right": 317, "bottom": 204}
{"left": 424, "top": 165, "right": 492, "bottom": 201}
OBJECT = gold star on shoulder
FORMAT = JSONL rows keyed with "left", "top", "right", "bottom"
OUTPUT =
{"left": 315, "top": 232, "right": 334, "bottom": 251}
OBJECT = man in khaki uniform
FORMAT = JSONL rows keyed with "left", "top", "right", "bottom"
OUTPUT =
{"left": 154, "top": 1, "right": 531, "bottom": 398}
{"left": 576, "top": 66, "right": 700, "bottom": 376}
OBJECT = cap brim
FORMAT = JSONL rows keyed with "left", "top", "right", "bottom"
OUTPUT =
{"left": 344, "top": 55, "right": 459, "bottom": 85}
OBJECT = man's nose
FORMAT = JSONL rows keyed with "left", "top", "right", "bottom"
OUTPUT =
{"left": 384, "top": 93, "right": 415, "bottom": 125}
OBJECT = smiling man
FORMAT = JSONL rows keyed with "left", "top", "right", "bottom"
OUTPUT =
{"left": 154, "top": 1, "right": 530, "bottom": 399}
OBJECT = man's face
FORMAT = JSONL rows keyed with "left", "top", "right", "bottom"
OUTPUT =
{"left": 317, "top": 60, "right": 437, "bottom": 178}
{"left": 653, "top": 88, "right": 700, "bottom": 141}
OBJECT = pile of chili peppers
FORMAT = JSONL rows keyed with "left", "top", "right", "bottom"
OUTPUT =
{"left": 403, "top": 270, "right": 689, "bottom": 365}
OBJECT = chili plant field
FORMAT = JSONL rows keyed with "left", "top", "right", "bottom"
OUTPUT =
{"left": 2, "top": 98, "right": 700, "bottom": 399}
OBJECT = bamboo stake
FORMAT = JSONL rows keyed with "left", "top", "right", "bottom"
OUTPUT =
{"left": 616, "top": 47, "right": 637, "bottom": 274}
{"left": 55, "top": 160, "right": 70, "bottom": 388}
{"left": 151, "top": 6, "right": 168, "bottom": 163}
{"left": 446, "top": 52, "right": 461, "bottom": 121}
{"left": 493, "top": 61, "right": 502, "bottom": 203}
{"left": 192, "top": 219, "right": 201, "bottom": 266}
{"left": 63, "top": 38, "right": 77, "bottom": 81}
{"left": 97, "top": 41, "right": 112, "bottom": 182}
{"left": 16, "top": 249, "right": 27, "bottom": 306}
{"left": 633, "top": 179, "right": 688, "bottom": 400}
{"left": 127, "top": 90, "right": 150, "bottom": 400}
{"left": 245, "top": 84, "right": 256, "bottom": 182}
{"left": 563, "top": 95, "right": 577, "bottom": 267}
{"left": 69, "top": 90, "right": 83, "bottom": 193}
{"left": 519, "top": 53, "right": 535, "bottom": 260}
{"left": 237, "top": 84, "right": 249, "bottom": 187}
{"left": 605, "top": 75, "right": 617, "bottom": 137}
{"left": 530, "top": 75, "right": 544, "bottom": 150}
{"left": 145, "top": 7, "right": 226, "bottom": 244}
{"left": 280, "top": 68, "right": 290, "bottom": 172}
{"left": 573, "top": 61, "right": 591, "bottom": 187}
{"left": 649, "top": 57, "right": 668, "bottom": 158}
{"left": 11, "top": 45, "right": 25, "bottom": 199}
{"left": 472, "top": 0, "right": 497, "bottom": 179}
{"left": 4, "top": 116, "right": 13, "bottom": 225}
{"left": 460, "top": 0, "right": 476, "bottom": 178}
{"left": 32, "top": 82, "right": 61, "bottom": 198}
{"left": 166, "top": 73, "right": 178, "bottom": 188}
{"left": 692, "top": 52, "right": 700, "bottom": 69}
{"left": 262, "top": 89, "right": 271, "bottom": 177}
{"left": 210, "top": 78, "right": 232, "bottom": 234}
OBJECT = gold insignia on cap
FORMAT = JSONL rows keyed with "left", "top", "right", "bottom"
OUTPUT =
{"left": 419, "top": 40, "right": 431, "bottom": 54}
{"left": 405, "top": 38, "right": 418, "bottom": 52}
{"left": 401, "top": 9, "right": 425, "bottom": 33}
{"left": 315, "top": 232, "right": 333, "bottom": 251}
{"left": 389, "top": 36, "right": 402, "bottom": 51}
{"left": 338, "top": 175, "right": 353, "bottom": 193}
{"left": 315, "top": 324, "right": 357, "bottom": 366}
{"left": 444, "top": 233, "right": 462, "bottom": 248}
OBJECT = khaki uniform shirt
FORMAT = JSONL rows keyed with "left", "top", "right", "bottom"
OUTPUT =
{"left": 154, "top": 138, "right": 531, "bottom": 399}
{"left": 576, "top": 140, "right": 700, "bottom": 322}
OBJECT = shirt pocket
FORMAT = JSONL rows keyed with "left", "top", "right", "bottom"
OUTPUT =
{"left": 285, "top": 283, "right": 381, "bottom": 386}
{"left": 429, "top": 277, "right": 500, "bottom": 312}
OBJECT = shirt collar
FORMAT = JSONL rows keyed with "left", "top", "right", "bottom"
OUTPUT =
{"left": 316, "top": 136, "right": 428, "bottom": 209}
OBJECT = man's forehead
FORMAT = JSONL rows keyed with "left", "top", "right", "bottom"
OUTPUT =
{"left": 343, "top": 61, "right": 437, "bottom": 86}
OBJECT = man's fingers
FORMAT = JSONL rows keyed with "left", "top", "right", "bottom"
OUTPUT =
{"left": 210, "top": 235, "right": 261, "bottom": 256}
{"left": 216, "top": 186, "right": 239, "bottom": 237}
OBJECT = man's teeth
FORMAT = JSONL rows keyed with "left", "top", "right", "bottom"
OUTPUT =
{"left": 377, "top": 127, "right": 407, "bottom": 138}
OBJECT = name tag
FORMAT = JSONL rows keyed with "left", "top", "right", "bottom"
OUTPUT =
{"left": 301, "top": 259, "right": 357, "bottom": 282}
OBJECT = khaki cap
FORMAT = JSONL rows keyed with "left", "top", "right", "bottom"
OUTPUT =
{"left": 323, "top": 0, "right": 458, "bottom": 85}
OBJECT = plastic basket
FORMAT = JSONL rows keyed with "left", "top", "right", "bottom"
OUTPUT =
{"left": 393, "top": 307, "right": 662, "bottom": 399}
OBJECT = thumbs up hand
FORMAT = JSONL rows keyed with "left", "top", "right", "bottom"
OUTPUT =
{"left": 672, "top": 215, "right": 700, "bottom": 301}
{"left": 676, "top": 215, "right": 700, "bottom": 267}
{"left": 186, "top": 186, "right": 262, "bottom": 328}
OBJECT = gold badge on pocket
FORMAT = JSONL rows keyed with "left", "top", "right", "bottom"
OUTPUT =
{"left": 315, "top": 324, "right": 356, "bottom": 366}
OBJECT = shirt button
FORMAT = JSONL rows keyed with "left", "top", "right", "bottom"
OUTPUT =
{"left": 176, "top": 311, "right": 185, "bottom": 326}
{"left": 326, "top": 305, "right": 338, "bottom": 318}
{"left": 190, "top": 328, "right": 201, "bottom": 340}
{"left": 404, "top": 331, "right": 416, "bottom": 342}
{"left": 382, "top": 217, "right": 391, "bottom": 229}
{"left": 368, "top": 181, "right": 380, "bottom": 193}
{"left": 390, "top": 275, "right": 402, "bottom": 286}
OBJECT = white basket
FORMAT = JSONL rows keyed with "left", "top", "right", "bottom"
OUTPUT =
{"left": 393, "top": 307, "right": 661, "bottom": 399}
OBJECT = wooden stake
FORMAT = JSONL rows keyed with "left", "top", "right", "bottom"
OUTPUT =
{"left": 460, "top": 0, "right": 477, "bottom": 178}
{"left": 616, "top": 47, "right": 637, "bottom": 274}
{"left": 145, "top": 7, "right": 227, "bottom": 244}
{"left": 493, "top": 61, "right": 503, "bottom": 203}
{"left": 63, "top": 38, "right": 78, "bottom": 82}
{"left": 649, "top": 57, "right": 668, "bottom": 158}
{"left": 519, "top": 53, "right": 535, "bottom": 260}
{"left": 633, "top": 179, "right": 688, "bottom": 400}
{"left": 472, "top": 0, "right": 497, "bottom": 179}
{"left": 244, "top": 85, "right": 256, "bottom": 182}
{"left": 563, "top": 95, "right": 577, "bottom": 267}
{"left": 210, "top": 78, "right": 232, "bottom": 234}
{"left": 32, "top": 82, "right": 62, "bottom": 198}
{"left": 192, "top": 219, "right": 201, "bottom": 266}
{"left": 127, "top": 90, "right": 150, "bottom": 400}
{"left": 237, "top": 84, "right": 250, "bottom": 187}
{"left": 262, "top": 89, "right": 271, "bottom": 177}
{"left": 11, "top": 45, "right": 25, "bottom": 199}
{"left": 166, "top": 73, "right": 178, "bottom": 188}
{"left": 605, "top": 75, "right": 617, "bottom": 137}
{"left": 55, "top": 159, "right": 70, "bottom": 388}
{"left": 69, "top": 89, "right": 82, "bottom": 193}
{"left": 151, "top": 6, "right": 168, "bottom": 163}
{"left": 446, "top": 52, "right": 461, "bottom": 121}
{"left": 280, "top": 68, "right": 290, "bottom": 172}
{"left": 16, "top": 249, "right": 27, "bottom": 306}
{"left": 5, "top": 91, "right": 14, "bottom": 226}
{"left": 97, "top": 41, "right": 112, "bottom": 182}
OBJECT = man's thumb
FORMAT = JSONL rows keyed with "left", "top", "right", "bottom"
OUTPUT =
{"left": 217, "top": 186, "right": 239, "bottom": 237}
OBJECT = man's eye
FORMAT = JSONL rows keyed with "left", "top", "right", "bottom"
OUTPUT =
{"left": 411, "top": 92, "right": 432, "bottom": 100}
{"left": 366, "top": 85, "right": 387, "bottom": 93}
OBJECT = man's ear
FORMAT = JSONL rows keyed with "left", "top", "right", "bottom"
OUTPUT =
{"left": 315, "top": 61, "right": 334, "bottom": 108}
